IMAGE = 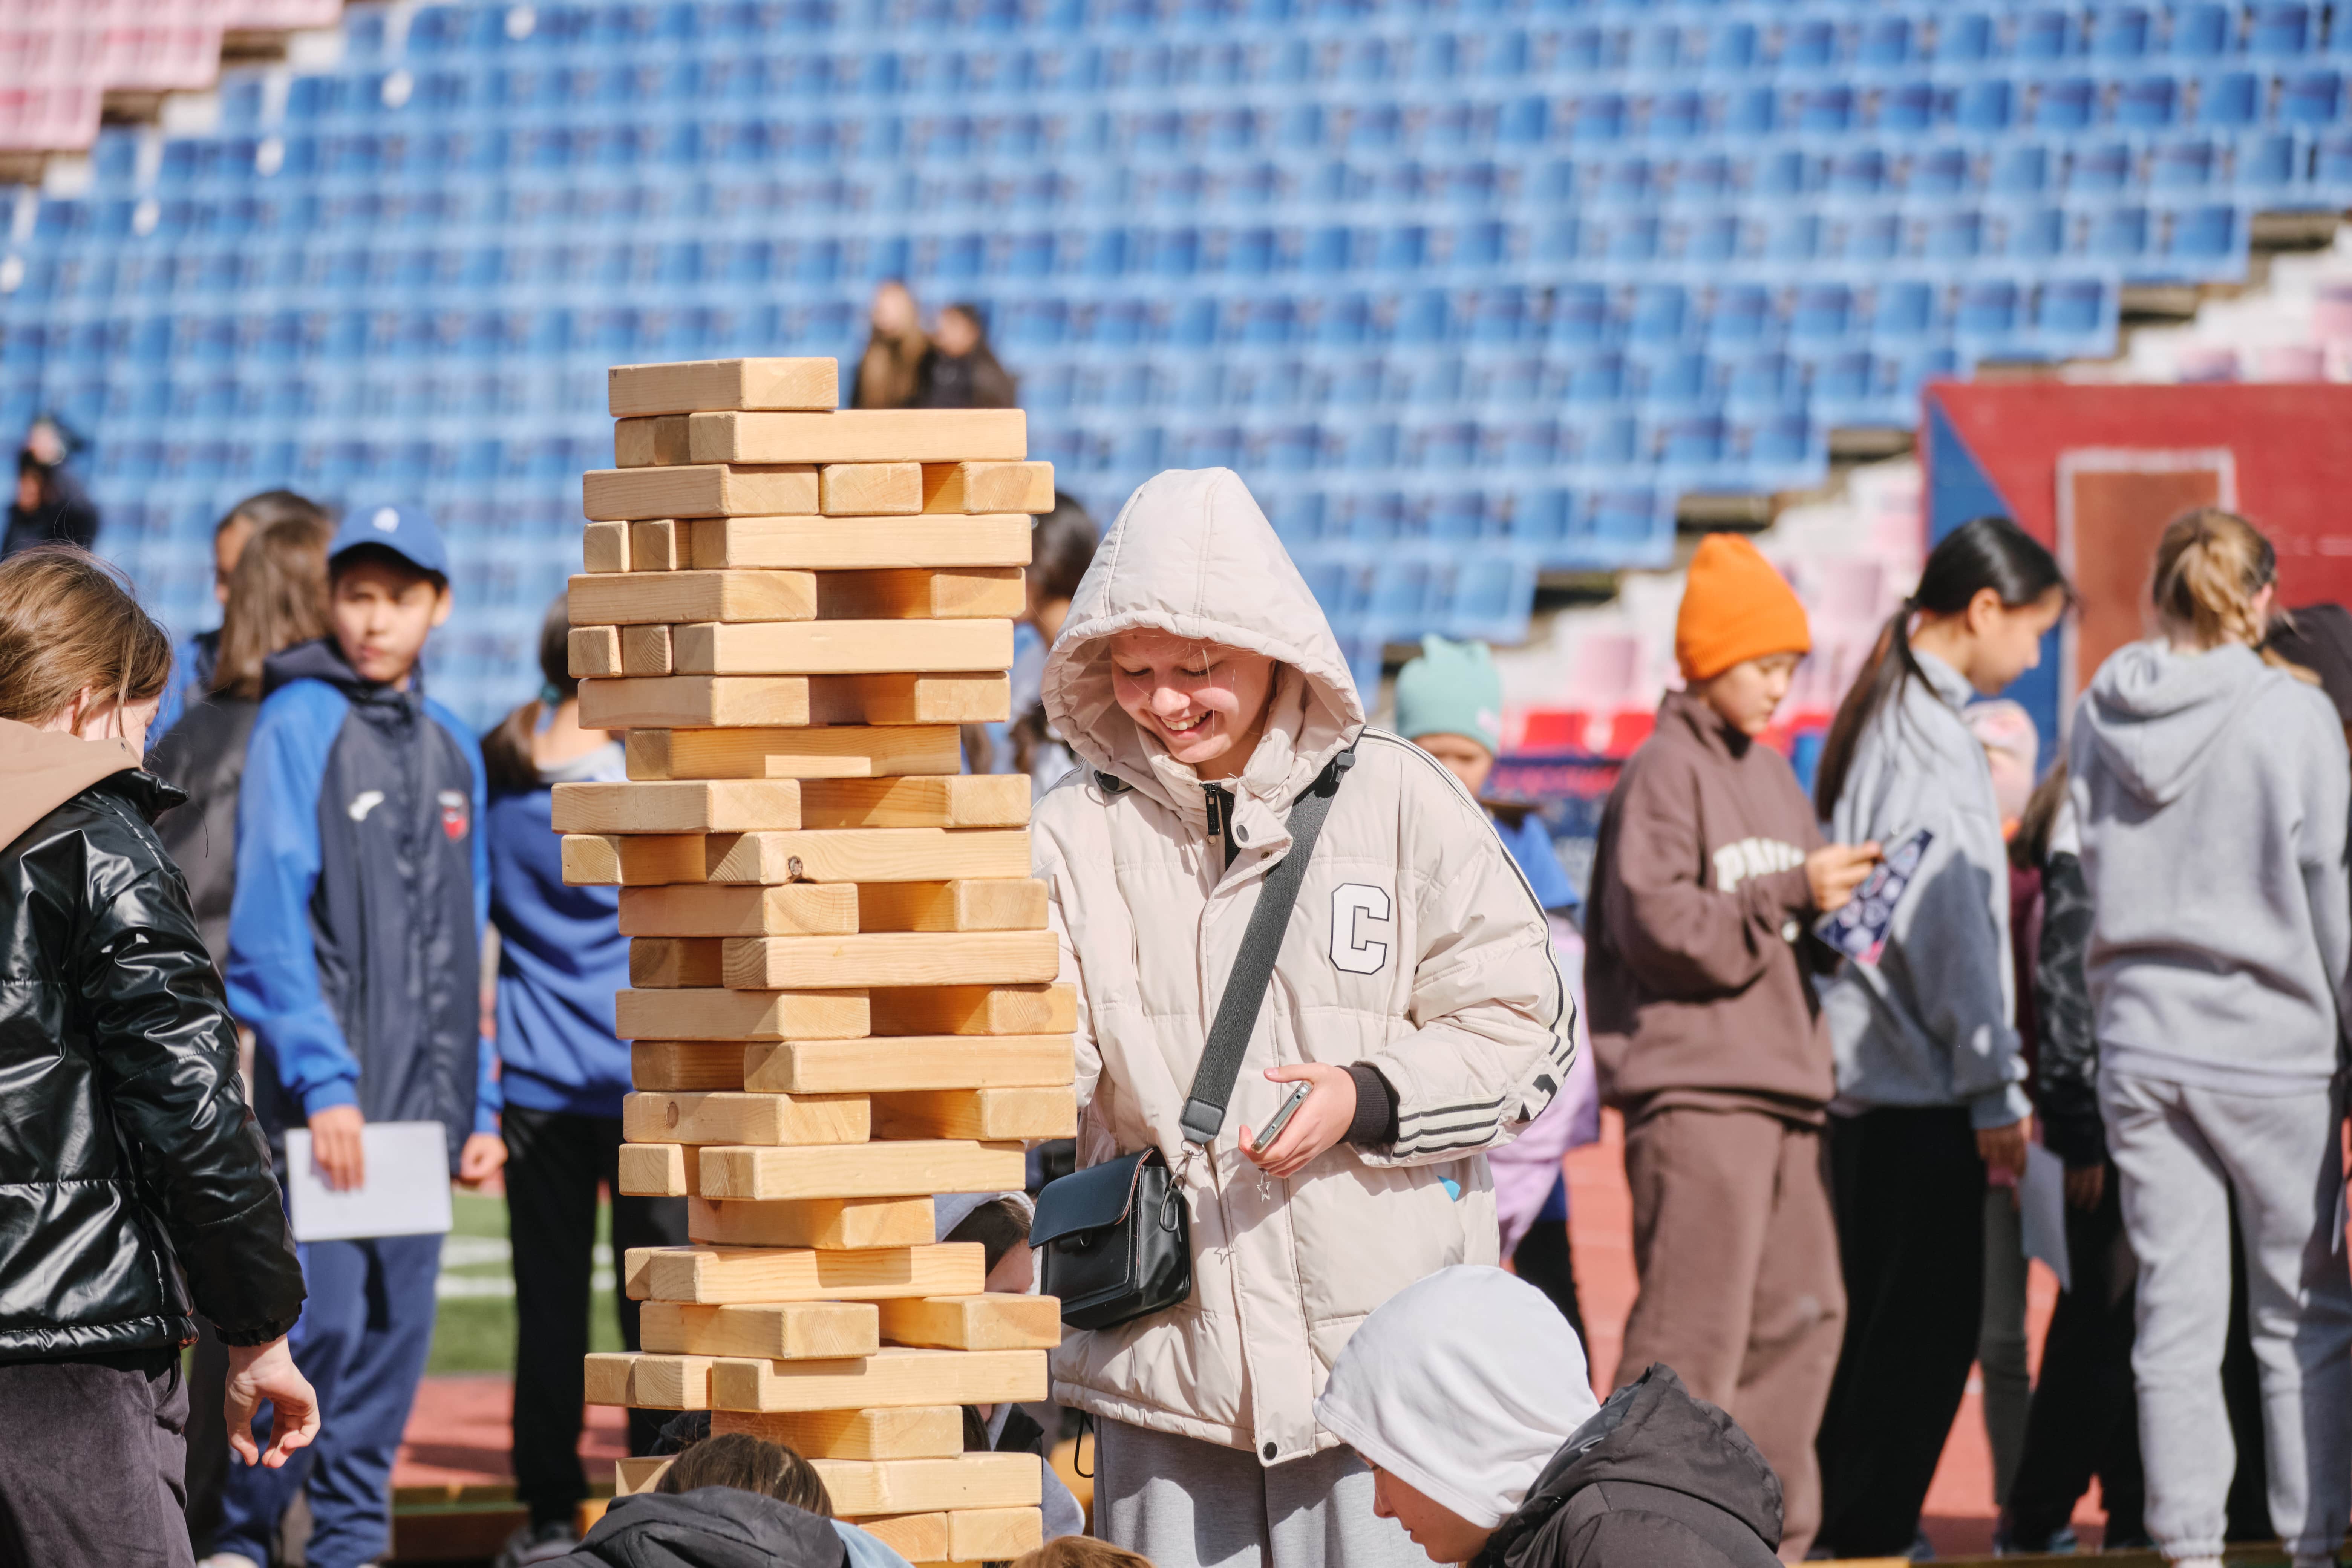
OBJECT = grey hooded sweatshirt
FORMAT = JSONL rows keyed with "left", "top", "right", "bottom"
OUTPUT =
{"left": 2068, "top": 640, "right": 2351, "bottom": 1091}
{"left": 1821, "top": 649, "right": 2031, "bottom": 1130}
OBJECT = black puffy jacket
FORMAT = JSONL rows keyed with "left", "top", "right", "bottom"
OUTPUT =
{"left": 555, "top": 1488, "right": 847, "bottom": 1568}
{"left": 1474, "top": 1365, "right": 1784, "bottom": 1568}
{"left": 0, "top": 728, "right": 305, "bottom": 1360}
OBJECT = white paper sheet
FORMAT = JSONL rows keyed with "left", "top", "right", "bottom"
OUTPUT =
{"left": 285, "top": 1122, "right": 454, "bottom": 1242}
{"left": 2019, "top": 1142, "right": 2072, "bottom": 1295}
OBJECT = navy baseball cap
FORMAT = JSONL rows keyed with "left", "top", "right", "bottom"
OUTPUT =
{"left": 329, "top": 501, "right": 450, "bottom": 581}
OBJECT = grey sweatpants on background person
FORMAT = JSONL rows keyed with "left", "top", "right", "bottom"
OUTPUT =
{"left": 0, "top": 1350, "right": 195, "bottom": 1568}
{"left": 2102, "top": 1070, "right": 2352, "bottom": 1560}
{"left": 1094, "top": 1415, "right": 1423, "bottom": 1568}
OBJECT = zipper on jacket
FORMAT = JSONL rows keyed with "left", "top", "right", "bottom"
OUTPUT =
{"left": 1204, "top": 784, "right": 1237, "bottom": 872}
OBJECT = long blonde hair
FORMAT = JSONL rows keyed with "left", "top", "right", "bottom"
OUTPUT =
{"left": 2152, "top": 509, "right": 2314, "bottom": 679}
{"left": 0, "top": 544, "right": 173, "bottom": 730}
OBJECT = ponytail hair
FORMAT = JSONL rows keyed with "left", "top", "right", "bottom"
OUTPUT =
{"left": 481, "top": 593, "right": 580, "bottom": 795}
{"left": 1813, "top": 516, "right": 2067, "bottom": 818}
{"left": 2151, "top": 508, "right": 2291, "bottom": 657}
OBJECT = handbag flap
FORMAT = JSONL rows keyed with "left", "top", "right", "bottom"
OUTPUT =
{"left": 1031, "top": 1148, "right": 1156, "bottom": 1249}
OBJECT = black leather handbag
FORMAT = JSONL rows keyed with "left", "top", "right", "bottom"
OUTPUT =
{"left": 1032, "top": 747, "right": 1354, "bottom": 1331}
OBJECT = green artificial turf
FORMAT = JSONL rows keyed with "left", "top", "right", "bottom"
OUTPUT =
{"left": 426, "top": 1191, "right": 625, "bottom": 1376}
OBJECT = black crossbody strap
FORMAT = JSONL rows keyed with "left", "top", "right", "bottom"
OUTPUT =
{"left": 1177, "top": 744, "right": 1357, "bottom": 1147}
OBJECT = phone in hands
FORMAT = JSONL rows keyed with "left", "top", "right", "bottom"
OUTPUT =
{"left": 1249, "top": 1081, "right": 1313, "bottom": 1154}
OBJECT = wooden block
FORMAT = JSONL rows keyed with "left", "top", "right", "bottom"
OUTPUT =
{"left": 689, "top": 408, "right": 1026, "bottom": 466}
{"left": 921, "top": 461, "right": 1055, "bottom": 515}
{"left": 626, "top": 518, "right": 683, "bottom": 571}
{"left": 799, "top": 776, "right": 1029, "bottom": 830}
{"left": 630, "top": 938, "right": 726, "bottom": 989}
{"left": 745, "top": 1034, "right": 1073, "bottom": 1095}
{"left": 617, "top": 884, "right": 859, "bottom": 938}
{"left": 616, "top": 988, "right": 870, "bottom": 1041}
{"left": 671, "top": 619, "right": 1012, "bottom": 677}
{"left": 581, "top": 1353, "right": 717, "bottom": 1409}
{"left": 638, "top": 1300, "right": 881, "bottom": 1361}
{"left": 570, "top": 570, "right": 817, "bottom": 626}
{"left": 627, "top": 726, "right": 962, "bottom": 782}
{"left": 611, "top": 358, "right": 840, "bottom": 418}
{"left": 620, "top": 624, "right": 672, "bottom": 677}
{"left": 812, "top": 1455, "right": 1040, "bottom": 1519}
{"left": 580, "top": 675, "right": 812, "bottom": 730}
{"left": 623, "top": 1090, "right": 870, "bottom": 1147}
{"left": 615, "top": 1456, "right": 671, "bottom": 1497}
{"left": 634, "top": 1244, "right": 985, "bottom": 1305}
{"left": 632, "top": 1040, "right": 747, "bottom": 1092}
{"left": 821, "top": 462, "right": 922, "bottom": 515}
{"left": 688, "top": 1195, "right": 936, "bottom": 1250}
{"left": 583, "top": 520, "right": 632, "bottom": 573}
{"left": 872, "top": 1087, "right": 1078, "bottom": 1141}
{"left": 725, "top": 931, "right": 1059, "bottom": 991}
{"left": 861, "top": 1514, "right": 951, "bottom": 1560}
{"left": 551, "top": 780, "right": 801, "bottom": 834}
{"left": 819, "top": 568, "right": 1026, "bottom": 622}
{"left": 569, "top": 626, "right": 622, "bottom": 679}
{"left": 947, "top": 1508, "right": 1044, "bottom": 1561}
{"left": 563, "top": 833, "right": 707, "bottom": 886}
{"left": 700, "top": 1141, "right": 1025, "bottom": 1200}
{"left": 584, "top": 1351, "right": 635, "bottom": 1407}
{"left": 698, "top": 830, "right": 1031, "bottom": 886}
{"left": 585, "top": 466, "right": 821, "bottom": 522}
{"left": 686, "top": 516, "right": 1031, "bottom": 571}
{"left": 614, "top": 413, "right": 692, "bottom": 468}
{"left": 808, "top": 674, "right": 1009, "bottom": 726}
{"left": 869, "top": 985, "right": 1078, "bottom": 1037}
{"left": 712, "top": 1406, "right": 964, "bottom": 1461}
{"left": 706, "top": 1346, "right": 1042, "bottom": 1410}
{"left": 616, "top": 1142, "right": 701, "bottom": 1197}
{"left": 857, "top": 880, "right": 1048, "bottom": 933}
{"left": 877, "top": 1295, "right": 1064, "bottom": 1352}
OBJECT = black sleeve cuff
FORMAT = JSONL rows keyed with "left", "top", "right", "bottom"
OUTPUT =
{"left": 1343, "top": 1063, "right": 1400, "bottom": 1147}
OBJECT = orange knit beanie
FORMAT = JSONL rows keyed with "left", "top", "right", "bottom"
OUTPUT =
{"left": 1674, "top": 534, "right": 1812, "bottom": 682}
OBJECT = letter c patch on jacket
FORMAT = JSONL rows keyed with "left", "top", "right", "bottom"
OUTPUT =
{"left": 438, "top": 789, "right": 470, "bottom": 841}
{"left": 1329, "top": 883, "right": 1393, "bottom": 975}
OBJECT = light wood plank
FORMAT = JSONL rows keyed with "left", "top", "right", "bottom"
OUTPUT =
{"left": 583, "top": 520, "right": 632, "bottom": 573}
{"left": 689, "top": 408, "right": 1026, "bottom": 466}
{"left": 569, "top": 626, "right": 622, "bottom": 678}
{"left": 725, "top": 931, "right": 1059, "bottom": 990}
{"left": 632, "top": 1244, "right": 985, "bottom": 1305}
{"left": 704, "top": 1346, "right": 1042, "bottom": 1409}
{"left": 620, "top": 624, "right": 672, "bottom": 677}
{"left": 632, "top": 1040, "right": 747, "bottom": 1092}
{"left": 812, "top": 1455, "right": 1041, "bottom": 1519}
{"left": 868, "top": 985, "right": 1078, "bottom": 1038}
{"left": 623, "top": 1090, "right": 870, "bottom": 1147}
{"left": 637, "top": 1300, "right": 881, "bottom": 1361}
{"left": 820, "top": 463, "right": 922, "bottom": 516}
{"left": 744, "top": 1034, "right": 1073, "bottom": 1095}
{"left": 562, "top": 833, "right": 706, "bottom": 886}
{"left": 706, "top": 828, "right": 1031, "bottom": 885}
{"left": 859, "top": 1514, "right": 951, "bottom": 1560}
{"left": 671, "top": 619, "right": 1012, "bottom": 677}
{"left": 614, "top": 413, "right": 692, "bottom": 468}
{"left": 856, "top": 880, "right": 1048, "bottom": 933}
{"left": 617, "top": 884, "right": 859, "bottom": 938}
{"left": 877, "top": 1295, "right": 1063, "bottom": 1352}
{"left": 579, "top": 675, "right": 812, "bottom": 730}
{"left": 616, "top": 1142, "right": 701, "bottom": 1197}
{"left": 585, "top": 466, "right": 820, "bottom": 521}
{"left": 611, "top": 358, "right": 839, "bottom": 418}
{"left": 582, "top": 1352, "right": 716, "bottom": 1410}
{"left": 712, "top": 1407, "right": 963, "bottom": 1461}
{"left": 627, "top": 726, "right": 962, "bottom": 781}
{"left": 629, "top": 938, "right": 726, "bottom": 989}
{"left": 551, "top": 780, "right": 801, "bottom": 834}
{"left": 948, "top": 1508, "right": 1044, "bottom": 1561}
{"left": 615, "top": 1456, "right": 671, "bottom": 1497}
{"left": 615, "top": 988, "right": 869, "bottom": 1041}
{"left": 808, "top": 674, "right": 1009, "bottom": 726}
{"left": 872, "top": 1087, "right": 1078, "bottom": 1141}
{"left": 819, "top": 569, "right": 1026, "bottom": 622}
{"left": 570, "top": 570, "right": 817, "bottom": 626}
{"left": 685, "top": 516, "right": 1030, "bottom": 571}
{"left": 688, "top": 1195, "right": 936, "bottom": 1250}
{"left": 798, "top": 777, "right": 1028, "bottom": 831}
{"left": 628, "top": 517, "right": 683, "bottom": 570}
{"left": 920, "top": 461, "right": 1055, "bottom": 515}
{"left": 700, "top": 1141, "right": 1025, "bottom": 1201}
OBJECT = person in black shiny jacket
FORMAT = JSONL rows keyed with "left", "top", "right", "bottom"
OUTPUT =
{"left": 0, "top": 545, "right": 317, "bottom": 1567}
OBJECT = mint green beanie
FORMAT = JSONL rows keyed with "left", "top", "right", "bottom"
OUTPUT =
{"left": 1393, "top": 635, "right": 1503, "bottom": 755}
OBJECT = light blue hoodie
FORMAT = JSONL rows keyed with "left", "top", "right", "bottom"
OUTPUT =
{"left": 1821, "top": 648, "right": 2031, "bottom": 1130}
{"left": 2069, "top": 639, "right": 2351, "bottom": 1091}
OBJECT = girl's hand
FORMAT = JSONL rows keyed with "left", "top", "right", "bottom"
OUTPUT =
{"left": 1805, "top": 842, "right": 1881, "bottom": 914}
{"left": 2064, "top": 1164, "right": 2106, "bottom": 1211}
{"left": 457, "top": 1132, "right": 507, "bottom": 1190}
{"left": 1976, "top": 1119, "right": 2030, "bottom": 1182}
{"left": 1240, "top": 1063, "right": 1357, "bottom": 1180}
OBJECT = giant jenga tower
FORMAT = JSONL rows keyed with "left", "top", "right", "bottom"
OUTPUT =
{"left": 563, "top": 358, "right": 1073, "bottom": 1563}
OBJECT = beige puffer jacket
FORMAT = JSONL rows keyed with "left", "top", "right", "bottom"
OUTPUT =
{"left": 1033, "top": 469, "right": 1574, "bottom": 1465}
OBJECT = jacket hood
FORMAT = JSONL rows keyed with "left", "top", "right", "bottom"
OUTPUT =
{"left": 263, "top": 635, "right": 416, "bottom": 703}
{"left": 561, "top": 1488, "right": 847, "bottom": 1568}
{"left": 1317, "top": 1266, "right": 1599, "bottom": 1530}
{"left": 1040, "top": 468, "right": 1363, "bottom": 821}
{"left": 1485, "top": 1364, "right": 1783, "bottom": 1565}
{"left": 2080, "top": 640, "right": 2274, "bottom": 806}
{"left": 0, "top": 718, "right": 143, "bottom": 849}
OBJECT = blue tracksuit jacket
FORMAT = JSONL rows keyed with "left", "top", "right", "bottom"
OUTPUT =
{"left": 226, "top": 637, "right": 498, "bottom": 1171}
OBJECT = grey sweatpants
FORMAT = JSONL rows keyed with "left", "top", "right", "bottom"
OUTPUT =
{"left": 2102, "top": 1071, "right": 2352, "bottom": 1559}
{"left": 1093, "top": 1416, "right": 1423, "bottom": 1568}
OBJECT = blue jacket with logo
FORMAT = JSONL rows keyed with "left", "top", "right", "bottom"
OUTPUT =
{"left": 226, "top": 638, "right": 497, "bottom": 1170}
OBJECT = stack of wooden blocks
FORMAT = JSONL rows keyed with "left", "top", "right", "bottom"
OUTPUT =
{"left": 564, "top": 357, "right": 1075, "bottom": 1565}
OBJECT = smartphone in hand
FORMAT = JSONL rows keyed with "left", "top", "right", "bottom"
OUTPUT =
{"left": 1249, "top": 1081, "right": 1313, "bottom": 1153}
{"left": 1815, "top": 827, "right": 1934, "bottom": 965}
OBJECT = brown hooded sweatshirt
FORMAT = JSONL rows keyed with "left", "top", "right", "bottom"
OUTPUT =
{"left": 1583, "top": 689, "right": 1834, "bottom": 1121}
{"left": 0, "top": 719, "right": 141, "bottom": 848}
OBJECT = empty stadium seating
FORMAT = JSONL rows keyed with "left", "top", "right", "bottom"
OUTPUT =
{"left": 1, "top": 1, "right": 2347, "bottom": 717}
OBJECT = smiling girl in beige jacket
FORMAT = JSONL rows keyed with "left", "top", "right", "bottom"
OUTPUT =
{"left": 1032, "top": 468, "right": 1573, "bottom": 1568}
